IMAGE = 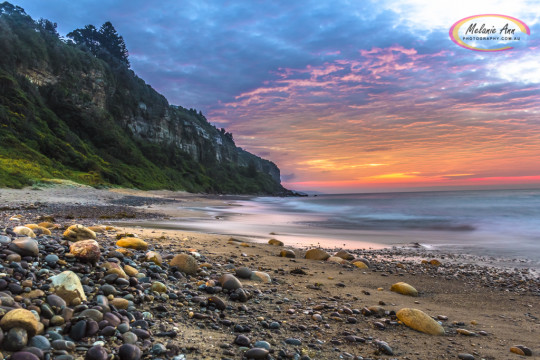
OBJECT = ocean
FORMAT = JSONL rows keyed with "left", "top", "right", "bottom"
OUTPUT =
{"left": 132, "top": 188, "right": 540, "bottom": 268}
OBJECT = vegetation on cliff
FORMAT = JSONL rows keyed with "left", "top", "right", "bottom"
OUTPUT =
{"left": 0, "top": 2, "right": 287, "bottom": 194}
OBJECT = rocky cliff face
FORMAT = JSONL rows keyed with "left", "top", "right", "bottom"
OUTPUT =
{"left": 0, "top": 5, "right": 286, "bottom": 193}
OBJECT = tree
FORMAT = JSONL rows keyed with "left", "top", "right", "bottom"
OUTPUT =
{"left": 99, "top": 21, "right": 129, "bottom": 66}
{"left": 36, "top": 18, "right": 59, "bottom": 38}
{"left": 66, "top": 21, "right": 129, "bottom": 67}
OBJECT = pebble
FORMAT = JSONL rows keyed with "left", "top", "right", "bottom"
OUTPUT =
{"left": 458, "top": 354, "right": 475, "bottom": 360}
{"left": 118, "top": 344, "right": 142, "bottom": 360}
{"left": 244, "top": 347, "right": 270, "bottom": 359}
{"left": 85, "top": 345, "right": 108, "bottom": 360}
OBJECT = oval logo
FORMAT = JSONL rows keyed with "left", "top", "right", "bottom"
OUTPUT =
{"left": 449, "top": 14, "right": 530, "bottom": 52}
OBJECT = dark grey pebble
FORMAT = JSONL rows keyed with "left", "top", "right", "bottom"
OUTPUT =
{"left": 10, "top": 351, "right": 40, "bottom": 360}
{"left": 28, "top": 335, "right": 51, "bottom": 350}
{"left": 85, "top": 345, "right": 108, "bottom": 360}
{"left": 235, "top": 267, "right": 252, "bottom": 279}
{"left": 51, "top": 339, "right": 76, "bottom": 351}
{"left": 47, "top": 294, "right": 67, "bottom": 309}
{"left": 458, "top": 354, "right": 475, "bottom": 360}
{"left": 285, "top": 338, "right": 302, "bottom": 345}
{"left": 118, "top": 344, "right": 141, "bottom": 360}
{"left": 5, "top": 327, "right": 28, "bottom": 351}
{"left": 70, "top": 320, "right": 87, "bottom": 340}
{"left": 244, "top": 347, "right": 269, "bottom": 359}
{"left": 234, "top": 334, "right": 250, "bottom": 346}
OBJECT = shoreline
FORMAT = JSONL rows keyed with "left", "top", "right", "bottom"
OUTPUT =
{"left": 0, "top": 185, "right": 539, "bottom": 359}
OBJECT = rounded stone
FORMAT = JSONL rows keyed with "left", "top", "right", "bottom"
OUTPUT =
{"left": 10, "top": 351, "right": 40, "bottom": 360}
{"left": 235, "top": 267, "right": 252, "bottom": 279}
{"left": 29, "top": 335, "right": 51, "bottom": 350}
{"left": 85, "top": 345, "right": 108, "bottom": 360}
{"left": 44, "top": 254, "right": 59, "bottom": 264}
{"left": 352, "top": 261, "right": 369, "bottom": 269}
{"left": 122, "top": 331, "right": 138, "bottom": 344}
{"left": 118, "top": 344, "right": 141, "bottom": 360}
{"left": 250, "top": 271, "right": 271, "bottom": 283}
{"left": 13, "top": 227, "right": 36, "bottom": 238}
{"left": 116, "top": 237, "right": 148, "bottom": 251}
{"left": 334, "top": 250, "right": 355, "bottom": 260}
{"left": 396, "top": 308, "right": 445, "bottom": 335}
{"left": 234, "top": 334, "right": 250, "bottom": 346}
{"left": 144, "top": 251, "right": 162, "bottom": 265}
{"left": 279, "top": 249, "right": 296, "bottom": 258}
{"left": 327, "top": 256, "right": 346, "bottom": 264}
{"left": 0, "top": 309, "right": 41, "bottom": 336}
{"left": 304, "top": 248, "right": 330, "bottom": 260}
{"left": 5, "top": 327, "right": 28, "bottom": 351}
{"left": 391, "top": 282, "right": 418, "bottom": 297}
{"left": 268, "top": 239, "right": 284, "bottom": 246}
{"left": 80, "top": 309, "right": 104, "bottom": 322}
{"left": 70, "top": 240, "right": 101, "bottom": 263}
{"left": 63, "top": 224, "right": 96, "bottom": 241}
{"left": 110, "top": 298, "right": 130, "bottom": 309}
{"left": 219, "top": 274, "right": 242, "bottom": 290}
{"left": 150, "top": 281, "right": 167, "bottom": 293}
{"left": 245, "top": 348, "right": 270, "bottom": 359}
{"left": 9, "top": 238, "right": 39, "bottom": 257}
{"left": 169, "top": 254, "right": 198, "bottom": 274}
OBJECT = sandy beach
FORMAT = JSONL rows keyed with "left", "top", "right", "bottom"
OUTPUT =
{"left": 0, "top": 184, "right": 539, "bottom": 359}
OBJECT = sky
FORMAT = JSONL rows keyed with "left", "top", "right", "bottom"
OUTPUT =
{"left": 13, "top": 0, "right": 540, "bottom": 193}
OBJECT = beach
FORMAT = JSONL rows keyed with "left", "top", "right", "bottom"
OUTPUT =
{"left": 0, "top": 184, "right": 539, "bottom": 359}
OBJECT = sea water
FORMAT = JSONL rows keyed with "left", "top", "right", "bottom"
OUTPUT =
{"left": 126, "top": 188, "right": 540, "bottom": 267}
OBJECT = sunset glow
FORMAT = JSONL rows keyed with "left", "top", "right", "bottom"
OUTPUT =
{"left": 16, "top": 0, "right": 540, "bottom": 193}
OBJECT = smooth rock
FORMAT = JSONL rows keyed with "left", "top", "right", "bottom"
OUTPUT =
{"left": 396, "top": 308, "right": 445, "bottom": 335}
{"left": 234, "top": 334, "right": 250, "bottom": 346}
{"left": 144, "top": 251, "right": 162, "bottom": 265}
{"left": 352, "top": 261, "right": 369, "bottom": 269}
{"left": 118, "top": 343, "right": 141, "bottom": 360}
{"left": 80, "top": 309, "right": 104, "bottom": 322}
{"left": 5, "top": 327, "right": 28, "bottom": 351}
{"left": 124, "top": 265, "right": 138, "bottom": 277}
{"left": 44, "top": 254, "right": 59, "bottom": 264}
{"left": 28, "top": 335, "right": 51, "bottom": 350}
{"left": 10, "top": 351, "right": 40, "bottom": 360}
{"left": 0, "top": 309, "right": 41, "bottom": 336}
{"left": 235, "top": 267, "right": 252, "bottom": 279}
{"left": 170, "top": 254, "right": 198, "bottom": 274}
{"left": 305, "top": 249, "right": 330, "bottom": 261}
{"left": 49, "top": 271, "right": 87, "bottom": 304}
{"left": 219, "top": 274, "right": 242, "bottom": 290}
{"left": 334, "top": 250, "right": 355, "bottom": 260}
{"left": 85, "top": 345, "right": 108, "bottom": 360}
{"left": 245, "top": 348, "right": 270, "bottom": 359}
{"left": 511, "top": 345, "right": 532, "bottom": 356}
{"left": 150, "top": 281, "right": 167, "bottom": 293}
{"left": 63, "top": 224, "right": 96, "bottom": 241}
{"left": 70, "top": 240, "right": 101, "bottom": 263}
{"left": 250, "top": 271, "right": 271, "bottom": 283}
{"left": 268, "top": 239, "right": 284, "bottom": 246}
{"left": 116, "top": 237, "right": 148, "bottom": 251}
{"left": 327, "top": 256, "right": 346, "bottom": 264}
{"left": 391, "top": 282, "right": 418, "bottom": 297}
{"left": 207, "top": 296, "right": 226, "bottom": 310}
{"left": 9, "top": 238, "right": 39, "bottom": 257}
{"left": 458, "top": 354, "right": 475, "bottom": 360}
{"left": 13, "top": 227, "right": 36, "bottom": 238}
{"left": 279, "top": 249, "right": 296, "bottom": 258}
{"left": 110, "top": 298, "right": 130, "bottom": 309}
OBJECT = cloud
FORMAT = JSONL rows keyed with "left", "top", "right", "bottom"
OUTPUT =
{"left": 13, "top": 0, "right": 540, "bottom": 191}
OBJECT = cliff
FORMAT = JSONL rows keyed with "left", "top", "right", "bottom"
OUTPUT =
{"left": 0, "top": 3, "right": 288, "bottom": 194}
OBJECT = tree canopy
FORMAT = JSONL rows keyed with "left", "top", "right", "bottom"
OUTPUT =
{"left": 67, "top": 21, "right": 129, "bottom": 66}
